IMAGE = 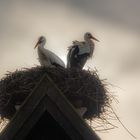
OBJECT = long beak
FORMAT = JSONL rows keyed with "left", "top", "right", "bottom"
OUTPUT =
{"left": 34, "top": 41, "right": 39, "bottom": 49}
{"left": 91, "top": 36, "right": 99, "bottom": 42}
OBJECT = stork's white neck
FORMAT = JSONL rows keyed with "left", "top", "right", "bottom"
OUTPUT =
{"left": 84, "top": 38, "right": 95, "bottom": 57}
{"left": 85, "top": 38, "right": 94, "bottom": 47}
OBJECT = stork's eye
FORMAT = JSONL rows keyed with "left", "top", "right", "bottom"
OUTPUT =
{"left": 88, "top": 34, "right": 91, "bottom": 37}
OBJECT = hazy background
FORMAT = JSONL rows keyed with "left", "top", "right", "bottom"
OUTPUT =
{"left": 0, "top": 0, "right": 140, "bottom": 139}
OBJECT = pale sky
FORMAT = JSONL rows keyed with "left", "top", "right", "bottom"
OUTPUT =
{"left": 0, "top": 0, "right": 140, "bottom": 139}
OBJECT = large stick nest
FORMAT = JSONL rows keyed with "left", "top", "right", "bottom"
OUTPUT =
{"left": 0, "top": 66, "right": 110, "bottom": 120}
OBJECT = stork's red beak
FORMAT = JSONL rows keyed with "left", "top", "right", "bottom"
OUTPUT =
{"left": 91, "top": 36, "right": 99, "bottom": 42}
{"left": 34, "top": 40, "right": 39, "bottom": 49}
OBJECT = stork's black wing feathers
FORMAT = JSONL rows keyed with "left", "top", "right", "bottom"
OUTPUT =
{"left": 67, "top": 45, "right": 79, "bottom": 68}
{"left": 67, "top": 45, "right": 90, "bottom": 69}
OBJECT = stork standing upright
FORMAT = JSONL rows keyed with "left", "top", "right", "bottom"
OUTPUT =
{"left": 34, "top": 36, "right": 65, "bottom": 68}
{"left": 67, "top": 32, "right": 99, "bottom": 69}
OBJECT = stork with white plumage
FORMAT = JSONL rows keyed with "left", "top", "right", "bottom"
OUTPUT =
{"left": 67, "top": 32, "right": 99, "bottom": 69}
{"left": 34, "top": 36, "right": 65, "bottom": 68}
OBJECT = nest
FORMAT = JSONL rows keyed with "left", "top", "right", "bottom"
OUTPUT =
{"left": 0, "top": 66, "right": 110, "bottom": 120}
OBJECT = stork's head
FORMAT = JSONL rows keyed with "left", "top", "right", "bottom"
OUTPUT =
{"left": 34, "top": 36, "right": 46, "bottom": 49}
{"left": 84, "top": 32, "right": 99, "bottom": 42}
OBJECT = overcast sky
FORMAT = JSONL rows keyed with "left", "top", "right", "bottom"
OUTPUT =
{"left": 0, "top": 0, "right": 140, "bottom": 139}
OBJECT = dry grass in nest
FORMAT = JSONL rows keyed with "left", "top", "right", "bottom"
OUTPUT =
{"left": 0, "top": 66, "right": 111, "bottom": 121}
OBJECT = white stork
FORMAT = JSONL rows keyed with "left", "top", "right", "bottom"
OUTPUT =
{"left": 34, "top": 36, "right": 65, "bottom": 68}
{"left": 67, "top": 32, "right": 99, "bottom": 69}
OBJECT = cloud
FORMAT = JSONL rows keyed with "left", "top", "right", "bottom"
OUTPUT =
{"left": 65, "top": 0, "right": 140, "bottom": 32}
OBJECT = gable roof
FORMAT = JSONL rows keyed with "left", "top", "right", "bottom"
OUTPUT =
{"left": 0, "top": 74, "right": 101, "bottom": 140}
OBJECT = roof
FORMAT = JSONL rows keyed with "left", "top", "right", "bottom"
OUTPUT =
{"left": 0, "top": 74, "right": 101, "bottom": 140}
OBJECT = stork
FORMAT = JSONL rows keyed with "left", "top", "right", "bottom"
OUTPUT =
{"left": 67, "top": 32, "right": 99, "bottom": 69}
{"left": 34, "top": 36, "right": 65, "bottom": 68}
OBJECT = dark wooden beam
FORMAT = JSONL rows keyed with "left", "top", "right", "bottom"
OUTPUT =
{"left": 0, "top": 75, "right": 47, "bottom": 140}
{"left": 44, "top": 74, "right": 101, "bottom": 140}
